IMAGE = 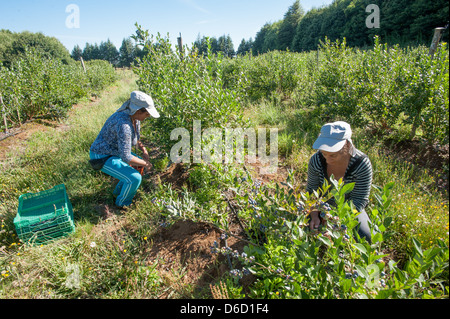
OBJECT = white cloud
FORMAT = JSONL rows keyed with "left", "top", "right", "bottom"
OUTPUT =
{"left": 179, "top": 0, "right": 211, "bottom": 15}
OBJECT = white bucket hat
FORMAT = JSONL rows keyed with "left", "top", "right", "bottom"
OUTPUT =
{"left": 117, "top": 91, "right": 160, "bottom": 118}
{"left": 313, "top": 121, "right": 354, "bottom": 154}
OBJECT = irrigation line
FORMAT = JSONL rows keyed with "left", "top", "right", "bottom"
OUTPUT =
{"left": 223, "top": 238, "right": 234, "bottom": 270}
{"left": 223, "top": 193, "right": 248, "bottom": 233}
{"left": 0, "top": 130, "right": 22, "bottom": 142}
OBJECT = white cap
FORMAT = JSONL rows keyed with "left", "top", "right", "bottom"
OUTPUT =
{"left": 313, "top": 121, "right": 352, "bottom": 152}
{"left": 129, "top": 91, "right": 160, "bottom": 118}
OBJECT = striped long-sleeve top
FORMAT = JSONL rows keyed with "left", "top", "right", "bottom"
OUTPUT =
{"left": 306, "top": 149, "right": 373, "bottom": 212}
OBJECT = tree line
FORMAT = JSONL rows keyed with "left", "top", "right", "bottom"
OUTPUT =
{"left": 0, "top": 30, "right": 73, "bottom": 67}
{"left": 2, "top": 0, "right": 447, "bottom": 66}
{"left": 194, "top": 0, "right": 449, "bottom": 57}
{"left": 71, "top": 38, "right": 145, "bottom": 67}
{"left": 248, "top": 0, "right": 449, "bottom": 54}
{"left": 0, "top": 29, "right": 141, "bottom": 68}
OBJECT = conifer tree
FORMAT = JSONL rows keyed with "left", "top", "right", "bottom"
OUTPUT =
{"left": 278, "top": 0, "right": 304, "bottom": 50}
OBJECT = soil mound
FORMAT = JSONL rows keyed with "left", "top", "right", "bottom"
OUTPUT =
{"left": 146, "top": 219, "right": 247, "bottom": 297}
{"left": 159, "top": 163, "right": 190, "bottom": 190}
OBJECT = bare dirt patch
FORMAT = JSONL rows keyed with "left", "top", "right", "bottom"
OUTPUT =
{"left": 145, "top": 219, "right": 249, "bottom": 297}
{"left": 158, "top": 163, "right": 191, "bottom": 190}
{"left": 0, "top": 122, "right": 48, "bottom": 161}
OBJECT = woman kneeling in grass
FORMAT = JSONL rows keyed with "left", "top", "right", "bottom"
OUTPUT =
{"left": 90, "top": 91, "right": 160, "bottom": 208}
{"left": 306, "top": 121, "right": 373, "bottom": 243}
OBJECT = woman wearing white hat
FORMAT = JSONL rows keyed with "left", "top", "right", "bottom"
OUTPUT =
{"left": 306, "top": 121, "right": 373, "bottom": 243}
{"left": 89, "top": 91, "right": 160, "bottom": 208}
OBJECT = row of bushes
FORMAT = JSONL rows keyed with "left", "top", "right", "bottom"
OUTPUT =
{"left": 133, "top": 22, "right": 448, "bottom": 146}
{"left": 0, "top": 48, "right": 118, "bottom": 130}
{"left": 222, "top": 37, "right": 449, "bottom": 144}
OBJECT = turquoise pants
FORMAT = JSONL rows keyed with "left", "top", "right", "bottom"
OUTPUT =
{"left": 90, "top": 152, "right": 142, "bottom": 207}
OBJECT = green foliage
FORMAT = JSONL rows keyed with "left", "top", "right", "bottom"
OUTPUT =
{"left": 226, "top": 35, "right": 449, "bottom": 145}
{"left": 313, "top": 37, "right": 449, "bottom": 143}
{"left": 0, "top": 31, "right": 72, "bottom": 67}
{"left": 0, "top": 30, "right": 15, "bottom": 64}
{"left": 223, "top": 50, "right": 308, "bottom": 101}
{"left": 0, "top": 49, "right": 118, "bottom": 129}
{"left": 0, "top": 62, "right": 448, "bottom": 299}
{"left": 71, "top": 45, "right": 83, "bottom": 61}
{"left": 237, "top": 38, "right": 254, "bottom": 56}
{"left": 98, "top": 39, "right": 120, "bottom": 65}
{"left": 222, "top": 36, "right": 450, "bottom": 145}
{"left": 84, "top": 60, "right": 120, "bottom": 94}
{"left": 253, "top": 0, "right": 449, "bottom": 53}
{"left": 132, "top": 24, "right": 247, "bottom": 153}
{"left": 193, "top": 34, "right": 235, "bottom": 58}
{"left": 278, "top": 0, "right": 305, "bottom": 51}
{"left": 224, "top": 177, "right": 449, "bottom": 299}
{"left": 118, "top": 38, "right": 137, "bottom": 68}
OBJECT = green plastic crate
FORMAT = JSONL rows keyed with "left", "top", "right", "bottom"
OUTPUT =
{"left": 14, "top": 184, "right": 75, "bottom": 244}
{"left": 18, "top": 220, "right": 75, "bottom": 245}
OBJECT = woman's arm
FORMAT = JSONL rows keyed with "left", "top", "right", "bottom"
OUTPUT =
{"left": 129, "top": 155, "right": 151, "bottom": 169}
{"left": 137, "top": 140, "right": 150, "bottom": 161}
{"left": 306, "top": 152, "right": 325, "bottom": 230}
{"left": 306, "top": 152, "right": 324, "bottom": 195}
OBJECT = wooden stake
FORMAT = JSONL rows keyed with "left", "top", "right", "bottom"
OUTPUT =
{"left": 14, "top": 96, "right": 21, "bottom": 126}
{"left": 429, "top": 27, "right": 445, "bottom": 58}
{"left": 177, "top": 33, "right": 184, "bottom": 59}
{"left": 0, "top": 94, "right": 7, "bottom": 132}
{"left": 80, "top": 56, "right": 86, "bottom": 73}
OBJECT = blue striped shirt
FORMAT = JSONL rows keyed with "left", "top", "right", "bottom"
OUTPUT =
{"left": 306, "top": 149, "right": 373, "bottom": 212}
{"left": 90, "top": 112, "right": 140, "bottom": 163}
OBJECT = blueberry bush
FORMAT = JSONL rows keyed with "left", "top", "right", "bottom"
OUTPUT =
{"left": 221, "top": 37, "right": 449, "bottom": 145}
{"left": 211, "top": 172, "right": 448, "bottom": 299}
{"left": 0, "top": 48, "right": 118, "bottom": 130}
{"left": 132, "top": 24, "right": 248, "bottom": 154}
{"left": 309, "top": 37, "right": 449, "bottom": 144}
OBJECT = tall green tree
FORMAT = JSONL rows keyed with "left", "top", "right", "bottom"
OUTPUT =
{"left": 253, "top": 23, "right": 271, "bottom": 54}
{"left": 292, "top": 8, "right": 325, "bottom": 51}
{"left": 280, "top": 0, "right": 448, "bottom": 52}
{"left": 0, "top": 29, "right": 14, "bottom": 64}
{"left": 82, "top": 43, "right": 102, "bottom": 61}
{"left": 278, "top": 0, "right": 305, "bottom": 50}
{"left": 217, "top": 35, "right": 235, "bottom": 57}
{"left": 99, "top": 39, "right": 119, "bottom": 65}
{"left": 237, "top": 38, "right": 254, "bottom": 55}
{"left": 262, "top": 21, "right": 282, "bottom": 53}
{"left": 71, "top": 44, "right": 82, "bottom": 61}
{"left": 119, "top": 38, "right": 136, "bottom": 67}
{"left": 193, "top": 34, "right": 235, "bottom": 57}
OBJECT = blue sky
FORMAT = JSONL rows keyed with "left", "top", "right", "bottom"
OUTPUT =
{"left": 1, "top": 0, "right": 333, "bottom": 52}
